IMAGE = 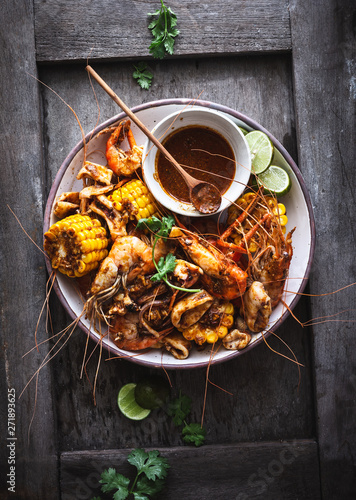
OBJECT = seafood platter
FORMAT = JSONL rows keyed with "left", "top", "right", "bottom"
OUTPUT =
{"left": 44, "top": 99, "right": 315, "bottom": 369}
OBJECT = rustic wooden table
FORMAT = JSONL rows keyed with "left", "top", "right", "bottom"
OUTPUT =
{"left": 1, "top": 1, "right": 355, "bottom": 498}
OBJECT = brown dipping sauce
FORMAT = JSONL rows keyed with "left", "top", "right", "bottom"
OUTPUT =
{"left": 155, "top": 125, "right": 235, "bottom": 203}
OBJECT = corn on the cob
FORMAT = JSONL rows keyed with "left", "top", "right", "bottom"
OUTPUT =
{"left": 44, "top": 214, "right": 109, "bottom": 278}
{"left": 108, "top": 179, "right": 158, "bottom": 221}
{"left": 181, "top": 301, "right": 234, "bottom": 345}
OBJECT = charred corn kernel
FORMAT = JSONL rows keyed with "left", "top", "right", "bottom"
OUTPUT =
{"left": 282, "top": 226, "right": 287, "bottom": 234}
{"left": 181, "top": 323, "right": 207, "bottom": 345}
{"left": 233, "top": 234, "right": 242, "bottom": 246}
{"left": 217, "top": 326, "right": 229, "bottom": 339}
{"left": 244, "top": 192, "right": 256, "bottom": 203}
{"left": 248, "top": 239, "right": 259, "bottom": 253}
{"left": 206, "top": 328, "right": 219, "bottom": 344}
{"left": 44, "top": 214, "right": 109, "bottom": 278}
{"left": 279, "top": 215, "right": 288, "bottom": 226}
{"left": 273, "top": 203, "right": 286, "bottom": 216}
{"left": 182, "top": 302, "right": 234, "bottom": 345}
{"left": 108, "top": 179, "right": 158, "bottom": 221}
{"left": 221, "top": 302, "right": 234, "bottom": 328}
{"left": 267, "top": 196, "right": 277, "bottom": 208}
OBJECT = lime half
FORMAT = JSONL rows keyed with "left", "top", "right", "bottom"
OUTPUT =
{"left": 257, "top": 165, "right": 292, "bottom": 196}
{"left": 245, "top": 130, "right": 274, "bottom": 174}
{"left": 135, "top": 377, "right": 170, "bottom": 410}
{"left": 118, "top": 383, "right": 151, "bottom": 420}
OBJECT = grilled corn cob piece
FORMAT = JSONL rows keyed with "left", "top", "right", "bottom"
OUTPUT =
{"left": 44, "top": 214, "right": 109, "bottom": 278}
{"left": 108, "top": 179, "right": 158, "bottom": 221}
{"left": 181, "top": 302, "right": 234, "bottom": 345}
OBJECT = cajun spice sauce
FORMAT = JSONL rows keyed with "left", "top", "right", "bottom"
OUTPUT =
{"left": 155, "top": 125, "right": 235, "bottom": 203}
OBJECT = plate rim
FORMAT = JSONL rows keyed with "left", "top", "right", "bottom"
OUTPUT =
{"left": 43, "top": 98, "right": 316, "bottom": 370}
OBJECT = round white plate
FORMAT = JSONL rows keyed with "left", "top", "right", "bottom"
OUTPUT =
{"left": 44, "top": 99, "right": 315, "bottom": 369}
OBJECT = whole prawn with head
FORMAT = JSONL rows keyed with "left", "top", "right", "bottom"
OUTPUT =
{"left": 170, "top": 226, "right": 247, "bottom": 300}
{"left": 105, "top": 119, "right": 143, "bottom": 177}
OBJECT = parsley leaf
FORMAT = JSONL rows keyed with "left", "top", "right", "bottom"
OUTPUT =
{"left": 134, "top": 476, "right": 166, "bottom": 499}
{"left": 167, "top": 392, "right": 192, "bottom": 426}
{"left": 148, "top": 1, "right": 180, "bottom": 59}
{"left": 136, "top": 215, "right": 201, "bottom": 293}
{"left": 99, "top": 468, "right": 130, "bottom": 498}
{"left": 96, "top": 449, "right": 169, "bottom": 499}
{"left": 127, "top": 449, "right": 170, "bottom": 481}
{"left": 151, "top": 253, "right": 176, "bottom": 282}
{"left": 182, "top": 423, "right": 206, "bottom": 447}
{"left": 133, "top": 62, "right": 153, "bottom": 90}
{"left": 136, "top": 215, "right": 175, "bottom": 240}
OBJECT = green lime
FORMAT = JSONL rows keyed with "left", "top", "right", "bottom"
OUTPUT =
{"left": 239, "top": 126, "right": 249, "bottom": 136}
{"left": 245, "top": 130, "right": 274, "bottom": 174}
{"left": 257, "top": 165, "right": 292, "bottom": 196}
{"left": 135, "top": 377, "right": 171, "bottom": 410}
{"left": 117, "top": 383, "right": 151, "bottom": 420}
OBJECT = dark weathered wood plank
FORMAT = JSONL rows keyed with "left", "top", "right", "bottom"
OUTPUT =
{"left": 38, "top": 56, "right": 315, "bottom": 456}
{"left": 60, "top": 441, "right": 320, "bottom": 499}
{"left": 289, "top": 0, "right": 356, "bottom": 498}
{"left": 0, "top": 1, "right": 60, "bottom": 499}
{"left": 34, "top": 0, "right": 291, "bottom": 63}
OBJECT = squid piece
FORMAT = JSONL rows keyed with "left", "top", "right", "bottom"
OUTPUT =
{"left": 53, "top": 191, "right": 80, "bottom": 218}
{"left": 77, "top": 161, "right": 113, "bottom": 185}
{"left": 160, "top": 331, "right": 192, "bottom": 360}
{"left": 171, "top": 290, "right": 214, "bottom": 330}
{"left": 223, "top": 329, "right": 252, "bottom": 350}
{"left": 241, "top": 281, "right": 272, "bottom": 333}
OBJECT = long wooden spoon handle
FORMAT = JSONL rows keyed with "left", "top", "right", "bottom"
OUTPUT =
{"left": 86, "top": 65, "right": 184, "bottom": 173}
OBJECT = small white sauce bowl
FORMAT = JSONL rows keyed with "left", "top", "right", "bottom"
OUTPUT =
{"left": 142, "top": 108, "right": 251, "bottom": 217}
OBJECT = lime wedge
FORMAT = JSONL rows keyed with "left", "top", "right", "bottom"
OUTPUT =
{"left": 135, "top": 377, "right": 170, "bottom": 410}
{"left": 239, "top": 126, "right": 249, "bottom": 136}
{"left": 118, "top": 383, "right": 151, "bottom": 420}
{"left": 245, "top": 130, "right": 274, "bottom": 174}
{"left": 257, "top": 165, "right": 292, "bottom": 196}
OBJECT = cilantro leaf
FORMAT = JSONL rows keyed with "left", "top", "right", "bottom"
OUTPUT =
{"left": 127, "top": 449, "right": 170, "bottom": 481}
{"left": 133, "top": 62, "right": 153, "bottom": 90}
{"left": 134, "top": 476, "right": 166, "bottom": 499}
{"left": 136, "top": 215, "right": 174, "bottom": 239}
{"left": 157, "top": 215, "right": 175, "bottom": 239}
{"left": 167, "top": 392, "right": 192, "bottom": 426}
{"left": 151, "top": 253, "right": 176, "bottom": 282}
{"left": 99, "top": 468, "right": 130, "bottom": 499}
{"left": 136, "top": 215, "right": 163, "bottom": 234}
{"left": 182, "top": 423, "right": 206, "bottom": 447}
{"left": 148, "top": 1, "right": 180, "bottom": 59}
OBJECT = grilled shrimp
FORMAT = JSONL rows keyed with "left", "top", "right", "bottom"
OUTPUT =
{"left": 90, "top": 235, "right": 168, "bottom": 295}
{"left": 105, "top": 119, "right": 143, "bottom": 177}
{"left": 109, "top": 312, "right": 172, "bottom": 351}
{"left": 252, "top": 227, "right": 294, "bottom": 308}
{"left": 170, "top": 226, "right": 247, "bottom": 299}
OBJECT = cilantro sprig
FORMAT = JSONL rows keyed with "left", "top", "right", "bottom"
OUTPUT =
{"left": 148, "top": 0, "right": 180, "bottom": 59}
{"left": 136, "top": 216, "right": 201, "bottom": 293}
{"left": 133, "top": 63, "right": 153, "bottom": 90}
{"left": 96, "top": 448, "right": 170, "bottom": 500}
{"left": 167, "top": 391, "right": 206, "bottom": 447}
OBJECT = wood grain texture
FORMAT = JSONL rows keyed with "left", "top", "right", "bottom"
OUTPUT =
{"left": 0, "top": 1, "right": 59, "bottom": 498}
{"left": 34, "top": 0, "right": 292, "bottom": 63}
{"left": 38, "top": 56, "right": 314, "bottom": 457}
{"left": 289, "top": 0, "right": 356, "bottom": 498}
{"left": 60, "top": 441, "right": 320, "bottom": 499}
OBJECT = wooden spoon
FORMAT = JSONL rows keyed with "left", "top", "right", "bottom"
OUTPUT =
{"left": 86, "top": 65, "right": 222, "bottom": 214}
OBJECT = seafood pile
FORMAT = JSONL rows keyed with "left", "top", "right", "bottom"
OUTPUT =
{"left": 44, "top": 119, "right": 294, "bottom": 360}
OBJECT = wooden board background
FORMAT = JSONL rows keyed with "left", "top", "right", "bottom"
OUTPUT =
{"left": 0, "top": 0, "right": 355, "bottom": 498}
